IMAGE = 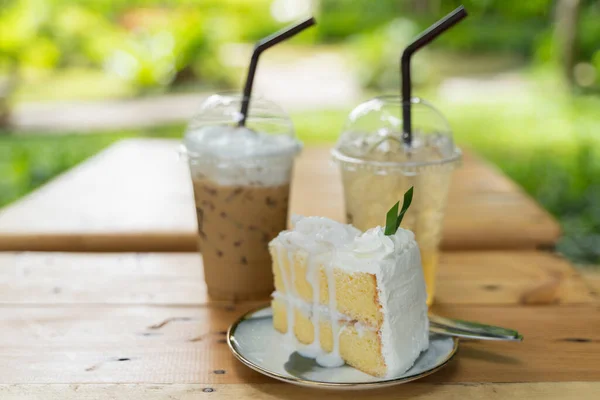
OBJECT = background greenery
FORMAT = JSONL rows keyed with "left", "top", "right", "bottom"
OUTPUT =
{"left": 1, "top": 0, "right": 599, "bottom": 264}
{"left": 3, "top": 0, "right": 600, "bottom": 95}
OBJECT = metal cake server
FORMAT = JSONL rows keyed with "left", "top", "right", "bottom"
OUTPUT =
{"left": 429, "top": 314, "right": 523, "bottom": 342}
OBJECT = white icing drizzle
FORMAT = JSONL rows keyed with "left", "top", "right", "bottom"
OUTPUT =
{"left": 316, "top": 244, "right": 344, "bottom": 367}
{"left": 271, "top": 220, "right": 355, "bottom": 367}
{"left": 297, "top": 255, "right": 322, "bottom": 358}
{"left": 272, "top": 292, "right": 358, "bottom": 324}
{"left": 275, "top": 245, "right": 294, "bottom": 342}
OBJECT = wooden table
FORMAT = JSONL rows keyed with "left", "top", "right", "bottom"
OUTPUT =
{"left": 0, "top": 140, "right": 596, "bottom": 398}
{"left": 0, "top": 139, "right": 560, "bottom": 252}
{"left": 0, "top": 251, "right": 598, "bottom": 398}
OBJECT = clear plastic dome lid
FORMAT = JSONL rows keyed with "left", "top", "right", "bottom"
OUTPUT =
{"left": 332, "top": 96, "right": 461, "bottom": 170}
{"left": 183, "top": 93, "right": 301, "bottom": 162}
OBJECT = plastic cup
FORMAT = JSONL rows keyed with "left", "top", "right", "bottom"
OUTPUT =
{"left": 332, "top": 96, "right": 461, "bottom": 305}
{"left": 182, "top": 93, "right": 301, "bottom": 300}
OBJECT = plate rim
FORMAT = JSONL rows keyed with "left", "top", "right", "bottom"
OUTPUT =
{"left": 227, "top": 304, "right": 459, "bottom": 389}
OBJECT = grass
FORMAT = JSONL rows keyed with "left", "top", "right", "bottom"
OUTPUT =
{"left": 441, "top": 93, "right": 600, "bottom": 265}
{"left": 1, "top": 72, "right": 599, "bottom": 265}
{"left": 0, "top": 125, "right": 182, "bottom": 207}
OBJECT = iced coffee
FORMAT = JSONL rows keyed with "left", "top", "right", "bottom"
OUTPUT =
{"left": 183, "top": 94, "right": 301, "bottom": 300}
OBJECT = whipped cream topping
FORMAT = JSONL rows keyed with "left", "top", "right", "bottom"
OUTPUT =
{"left": 184, "top": 125, "right": 300, "bottom": 160}
{"left": 183, "top": 125, "right": 301, "bottom": 186}
{"left": 271, "top": 216, "right": 428, "bottom": 376}
{"left": 282, "top": 215, "right": 361, "bottom": 253}
{"left": 280, "top": 216, "right": 413, "bottom": 263}
{"left": 333, "top": 226, "right": 418, "bottom": 277}
{"left": 353, "top": 227, "right": 394, "bottom": 256}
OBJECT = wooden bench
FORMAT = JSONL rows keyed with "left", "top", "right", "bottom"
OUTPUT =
{"left": 0, "top": 139, "right": 560, "bottom": 252}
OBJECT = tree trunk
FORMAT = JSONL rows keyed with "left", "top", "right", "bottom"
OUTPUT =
{"left": 554, "top": 0, "right": 582, "bottom": 87}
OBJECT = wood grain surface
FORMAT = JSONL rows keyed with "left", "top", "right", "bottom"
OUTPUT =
{"left": 0, "top": 139, "right": 560, "bottom": 252}
{"left": 0, "top": 251, "right": 593, "bottom": 306}
{"left": 0, "top": 304, "right": 598, "bottom": 384}
{"left": 581, "top": 268, "right": 600, "bottom": 298}
{"left": 0, "top": 251, "right": 597, "bottom": 388}
{"left": 1, "top": 383, "right": 598, "bottom": 400}
{"left": 0, "top": 251, "right": 597, "bottom": 397}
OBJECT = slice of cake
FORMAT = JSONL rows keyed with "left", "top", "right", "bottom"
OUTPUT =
{"left": 269, "top": 211, "right": 429, "bottom": 377}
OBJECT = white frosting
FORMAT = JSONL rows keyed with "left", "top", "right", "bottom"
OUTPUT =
{"left": 184, "top": 125, "right": 300, "bottom": 186}
{"left": 284, "top": 215, "right": 361, "bottom": 253}
{"left": 271, "top": 216, "right": 429, "bottom": 377}
{"left": 375, "top": 239, "right": 429, "bottom": 376}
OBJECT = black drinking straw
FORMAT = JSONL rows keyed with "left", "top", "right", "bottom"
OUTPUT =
{"left": 238, "top": 17, "right": 316, "bottom": 127}
{"left": 401, "top": 6, "right": 468, "bottom": 145}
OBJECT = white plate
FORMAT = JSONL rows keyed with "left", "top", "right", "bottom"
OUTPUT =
{"left": 227, "top": 305, "right": 459, "bottom": 390}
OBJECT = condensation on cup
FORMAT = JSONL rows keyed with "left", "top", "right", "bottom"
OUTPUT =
{"left": 332, "top": 96, "right": 461, "bottom": 305}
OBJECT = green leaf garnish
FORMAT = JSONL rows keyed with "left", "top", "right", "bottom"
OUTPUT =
{"left": 384, "top": 187, "right": 414, "bottom": 235}
{"left": 384, "top": 201, "right": 400, "bottom": 235}
{"left": 395, "top": 186, "right": 413, "bottom": 230}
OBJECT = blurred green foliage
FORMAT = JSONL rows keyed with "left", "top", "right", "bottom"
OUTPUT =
{"left": 439, "top": 91, "right": 600, "bottom": 265}
{"left": 0, "top": 0, "right": 285, "bottom": 91}
{"left": 316, "top": 0, "right": 401, "bottom": 41}
{"left": 342, "top": 0, "right": 600, "bottom": 91}
{"left": 0, "top": 124, "right": 180, "bottom": 205}
{"left": 2, "top": 0, "right": 599, "bottom": 93}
